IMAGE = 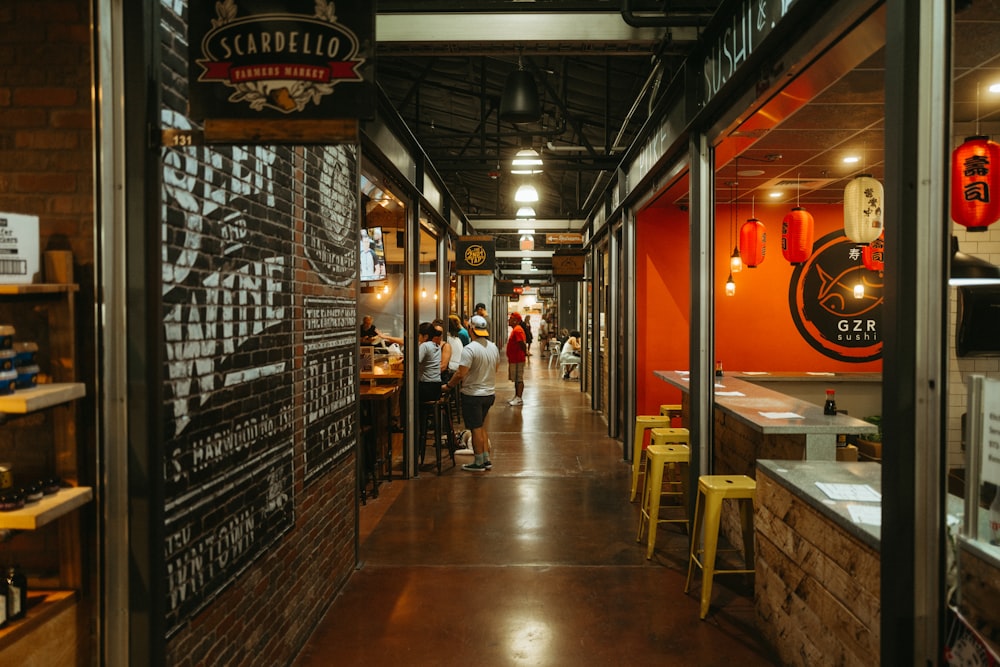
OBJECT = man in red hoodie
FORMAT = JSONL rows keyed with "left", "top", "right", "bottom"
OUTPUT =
{"left": 505, "top": 312, "right": 527, "bottom": 406}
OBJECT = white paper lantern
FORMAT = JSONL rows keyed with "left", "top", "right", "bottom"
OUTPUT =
{"left": 843, "top": 175, "right": 884, "bottom": 243}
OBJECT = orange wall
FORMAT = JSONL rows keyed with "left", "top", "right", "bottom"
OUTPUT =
{"left": 636, "top": 202, "right": 882, "bottom": 415}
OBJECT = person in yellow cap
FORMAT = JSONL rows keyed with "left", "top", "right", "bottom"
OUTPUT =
{"left": 443, "top": 315, "right": 499, "bottom": 472}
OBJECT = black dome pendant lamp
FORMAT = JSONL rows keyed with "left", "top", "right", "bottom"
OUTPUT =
{"left": 499, "top": 58, "right": 540, "bottom": 124}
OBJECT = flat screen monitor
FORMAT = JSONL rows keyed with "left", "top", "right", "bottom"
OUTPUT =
{"left": 360, "top": 226, "right": 386, "bottom": 282}
{"left": 957, "top": 285, "right": 1000, "bottom": 357}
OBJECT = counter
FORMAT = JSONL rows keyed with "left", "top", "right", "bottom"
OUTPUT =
{"left": 655, "top": 370, "right": 879, "bottom": 468}
{"left": 755, "top": 460, "right": 881, "bottom": 666}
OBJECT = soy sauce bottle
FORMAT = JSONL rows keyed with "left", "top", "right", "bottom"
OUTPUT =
{"left": 823, "top": 389, "right": 838, "bottom": 416}
{"left": 6, "top": 565, "right": 26, "bottom": 621}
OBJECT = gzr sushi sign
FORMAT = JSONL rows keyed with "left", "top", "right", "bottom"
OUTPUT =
{"left": 789, "top": 230, "right": 883, "bottom": 363}
{"left": 189, "top": 0, "right": 374, "bottom": 121}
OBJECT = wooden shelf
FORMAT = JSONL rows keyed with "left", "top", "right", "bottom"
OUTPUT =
{"left": 0, "top": 283, "right": 78, "bottom": 295}
{"left": 0, "top": 590, "right": 78, "bottom": 656}
{"left": 0, "top": 383, "right": 85, "bottom": 414}
{"left": 0, "top": 487, "right": 93, "bottom": 530}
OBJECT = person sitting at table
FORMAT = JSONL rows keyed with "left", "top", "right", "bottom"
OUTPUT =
{"left": 360, "top": 315, "right": 404, "bottom": 347}
{"left": 559, "top": 330, "right": 582, "bottom": 380}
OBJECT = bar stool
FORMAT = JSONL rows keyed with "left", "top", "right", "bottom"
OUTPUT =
{"left": 659, "top": 403, "right": 683, "bottom": 427}
{"left": 419, "top": 397, "right": 458, "bottom": 475}
{"left": 547, "top": 339, "right": 561, "bottom": 368}
{"left": 635, "top": 441, "right": 690, "bottom": 559}
{"left": 684, "top": 475, "right": 756, "bottom": 619}
{"left": 628, "top": 415, "right": 675, "bottom": 502}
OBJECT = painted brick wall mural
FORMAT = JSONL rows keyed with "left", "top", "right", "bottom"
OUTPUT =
{"left": 159, "top": 1, "right": 359, "bottom": 662}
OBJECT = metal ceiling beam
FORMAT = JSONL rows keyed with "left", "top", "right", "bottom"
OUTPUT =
{"left": 376, "top": 13, "right": 693, "bottom": 53}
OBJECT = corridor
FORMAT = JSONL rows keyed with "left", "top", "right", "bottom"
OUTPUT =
{"left": 294, "top": 346, "right": 780, "bottom": 666}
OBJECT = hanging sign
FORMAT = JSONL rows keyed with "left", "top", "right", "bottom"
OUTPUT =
{"left": 188, "top": 0, "right": 375, "bottom": 142}
{"left": 546, "top": 233, "right": 584, "bottom": 245}
{"left": 552, "top": 250, "right": 586, "bottom": 281}
{"left": 788, "top": 230, "right": 883, "bottom": 363}
{"left": 456, "top": 236, "right": 495, "bottom": 275}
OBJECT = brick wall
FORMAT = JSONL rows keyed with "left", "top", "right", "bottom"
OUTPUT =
{"left": 0, "top": 0, "right": 94, "bottom": 265}
{"left": 160, "top": 2, "right": 359, "bottom": 664}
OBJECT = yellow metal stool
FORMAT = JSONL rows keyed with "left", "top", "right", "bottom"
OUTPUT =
{"left": 659, "top": 403, "right": 683, "bottom": 425}
{"left": 636, "top": 441, "right": 690, "bottom": 559}
{"left": 684, "top": 475, "right": 756, "bottom": 619}
{"left": 629, "top": 415, "right": 674, "bottom": 502}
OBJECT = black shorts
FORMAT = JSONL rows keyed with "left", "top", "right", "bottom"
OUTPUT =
{"left": 461, "top": 394, "right": 495, "bottom": 429}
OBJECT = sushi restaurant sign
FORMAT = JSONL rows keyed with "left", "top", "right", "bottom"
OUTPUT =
{"left": 789, "top": 230, "right": 883, "bottom": 363}
{"left": 188, "top": 0, "right": 374, "bottom": 132}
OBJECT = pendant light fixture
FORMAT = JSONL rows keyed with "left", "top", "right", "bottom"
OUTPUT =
{"left": 516, "top": 206, "right": 536, "bottom": 219}
{"left": 862, "top": 232, "right": 885, "bottom": 274}
{"left": 515, "top": 184, "right": 539, "bottom": 203}
{"left": 511, "top": 148, "right": 543, "bottom": 175}
{"left": 781, "top": 175, "right": 815, "bottom": 266}
{"left": 853, "top": 248, "right": 865, "bottom": 299}
{"left": 844, "top": 174, "right": 884, "bottom": 243}
{"left": 739, "top": 196, "right": 767, "bottom": 268}
{"left": 725, "top": 272, "right": 736, "bottom": 297}
{"left": 951, "top": 84, "right": 1000, "bottom": 232}
{"left": 729, "top": 172, "right": 742, "bottom": 273}
{"left": 499, "top": 56, "right": 541, "bottom": 124}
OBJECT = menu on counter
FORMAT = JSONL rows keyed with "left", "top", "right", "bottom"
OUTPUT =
{"left": 816, "top": 482, "right": 882, "bottom": 502}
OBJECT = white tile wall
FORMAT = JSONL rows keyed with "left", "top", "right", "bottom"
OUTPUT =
{"left": 948, "top": 225, "right": 1000, "bottom": 470}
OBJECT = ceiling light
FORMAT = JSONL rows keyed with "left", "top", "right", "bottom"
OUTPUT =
{"left": 989, "top": 83, "right": 1000, "bottom": 93}
{"left": 516, "top": 207, "right": 536, "bottom": 219}
{"left": 517, "top": 229, "right": 535, "bottom": 235}
{"left": 843, "top": 156, "right": 861, "bottom": 164}
{"left": 950, "top": 236, "right": 1000, "bottom": 285}
{"left": 511, "top": 148, "right": 543, "bottom": 174}
{"left": 725, "top": 273, "right": 736, "bottom": 297}
{"left": 515, "top": 184, "right": 539, "bottom": 203}
{"left": 769, "top": 191, "right": 782, "bottom": 198}
{"left": 499, "top": 66, "right": 541, "bottom": 124}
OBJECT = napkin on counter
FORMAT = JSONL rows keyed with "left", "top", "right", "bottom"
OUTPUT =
{"left": 759, "top": 411, "right": 804, "bottom": 419}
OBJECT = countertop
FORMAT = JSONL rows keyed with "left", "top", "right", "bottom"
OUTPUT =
{"left": 655, "top": 370, "right": 879, "bottom": 437}
{"left": 757, "top": 459, "right": 882, "bottom": 549}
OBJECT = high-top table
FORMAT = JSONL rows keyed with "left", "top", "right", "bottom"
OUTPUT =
{"left": 655, "top": 370, "right": 879, "bottom": 474}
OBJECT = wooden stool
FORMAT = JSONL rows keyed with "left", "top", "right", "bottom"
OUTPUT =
{"left": 659, "top": 403, "right": 683, "bottom": 427}
{"left": 636, "top": 442, "right": 690, "bottom": 559}
{"left": 628, "top": 415, "right": 674, "bottom": 502}
{"left": 684, "top": 475, "right": 756, "bottom": 619}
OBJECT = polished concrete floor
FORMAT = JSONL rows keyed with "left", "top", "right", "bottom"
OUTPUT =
{"left": 294, "top": 345, "right": 780, "bottom": 666}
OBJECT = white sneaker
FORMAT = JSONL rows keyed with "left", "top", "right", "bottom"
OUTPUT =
{"left": 507, "top": 397, "right": 523, "bottom": 406}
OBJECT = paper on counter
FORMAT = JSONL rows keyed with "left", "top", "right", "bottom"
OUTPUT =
{"left": 742, "top": 371, "right": 769, "bottom": 375}
{"left": 716, "top": 391, "right": 745, "bottom": 396}
{"left": 815, "top": 482, "right": 882, "bottom": 502}
{"left": 759, "top": 411, "right": 804, "bottom": 419}
{"left": 847, "top": 505, "right": 882, "bottom": 526}
{"left": 806, "top": 371, "right": 835, "bottom": 376}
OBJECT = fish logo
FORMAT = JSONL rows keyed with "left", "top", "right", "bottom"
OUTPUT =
{"left": 789, "top": 230, "right": 883, "bottom": 363}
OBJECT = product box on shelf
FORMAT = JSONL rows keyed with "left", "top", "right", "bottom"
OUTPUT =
{"left": 0, "top": 213, "right": 39, "bottom": 285}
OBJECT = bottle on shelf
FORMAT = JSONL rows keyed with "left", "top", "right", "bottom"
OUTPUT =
{"left": 715, "top": 360, "right": 724, "bottom": 377}
{"left": 823, "top": 389, "right": 838, "bottom": 415}
{"left": 5, "top": 565, "right": 26, "bottom": 621}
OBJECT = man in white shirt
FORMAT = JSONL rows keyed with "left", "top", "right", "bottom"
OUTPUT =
{"left": 442, "top": 315, "right": 499, "bottom": 472}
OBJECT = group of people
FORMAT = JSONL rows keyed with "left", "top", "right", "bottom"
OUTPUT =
{"left": 361, "top": 303, "right": 581, "bottom": 473}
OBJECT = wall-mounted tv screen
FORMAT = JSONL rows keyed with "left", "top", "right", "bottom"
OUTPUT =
{"left": 360, "top": 226, "right": 386, "bottom": 282}
{"left": 957, "top": 285, "right": 1000, "bottom": 357}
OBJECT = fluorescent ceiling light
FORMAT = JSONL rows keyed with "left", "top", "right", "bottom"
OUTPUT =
{"left": 843, "top": 155, "right": 861, "bottom": 164}
{"left": 517, "top": 229, "right": 535, "bottom": 234}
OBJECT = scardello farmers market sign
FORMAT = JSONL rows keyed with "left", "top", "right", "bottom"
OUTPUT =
{"left": 189, "top": 0, "right": 374, "bottom": 121}
{"left": 788, "top": 230, "right": 883, "bottom": 363}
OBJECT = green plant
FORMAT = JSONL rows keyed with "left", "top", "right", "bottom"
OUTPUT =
{"left": 862, "top": 415, "right": 882, "bottom": 442}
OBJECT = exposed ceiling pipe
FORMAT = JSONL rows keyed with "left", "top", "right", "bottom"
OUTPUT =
{"left": 620, "top": 0, "right": 717, "bottom": 27}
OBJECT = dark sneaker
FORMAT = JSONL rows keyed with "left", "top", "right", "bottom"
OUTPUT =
{"left": 483, "top": 460, "right": 492, "bottom": 470}
{"left": 462, "top": 462, "right": 487, "bottom": 472}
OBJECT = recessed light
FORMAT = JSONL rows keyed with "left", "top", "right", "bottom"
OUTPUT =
{"left": 769, "top": 191, "right": 782, "bottom": 198}
{"left": 843, "top": 155, "right": 861, "bottom": 164}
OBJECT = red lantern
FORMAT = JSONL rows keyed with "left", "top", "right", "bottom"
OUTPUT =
{"left": 862, "top": 233, "right": 885, "bottom": 273}
{"left": 951, "top": 135, "right": 1000, "bottom": 232}
{"left": 781, "top": 207, "right": 815, "bottom": 266}
{"left": 738, "top": 218, "right": 767, "bottom": 268}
